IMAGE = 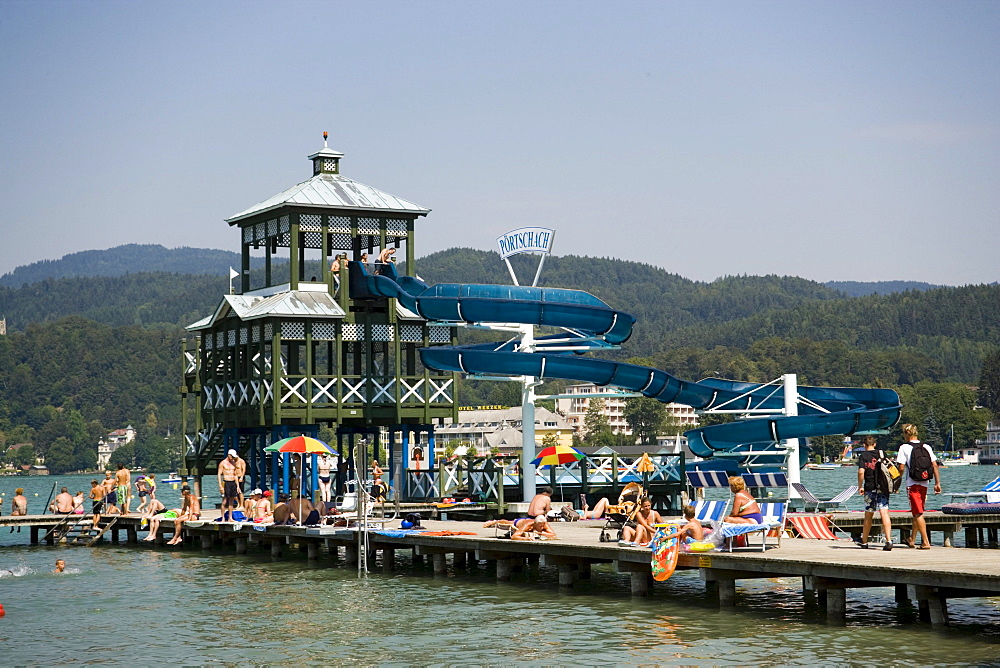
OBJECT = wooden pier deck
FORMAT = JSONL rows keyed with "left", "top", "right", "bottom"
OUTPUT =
{"left": 6, "top": 512, "right": 1000, "bottom": 628}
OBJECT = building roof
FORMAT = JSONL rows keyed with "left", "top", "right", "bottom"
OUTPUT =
{"left": 444, "top": 406, "right": 570, "bottom": 428}
{"left": 187, "top": 291, "right": 347, "bottom": 331}
{"left": 226, "top": 171, "right": 429, "bottom": 223}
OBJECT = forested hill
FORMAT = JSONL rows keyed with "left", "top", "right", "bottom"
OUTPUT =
{"left": 0, "top": 246, "right": 996, "bottom": 383}
{"left": 824, "top": 280, "right": 942, "bottom": 296}
{"left": 0, "top": 244, "right": 249, "bottom": 287}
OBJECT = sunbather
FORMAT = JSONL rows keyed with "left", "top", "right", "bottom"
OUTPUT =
{"left": 725, "top": 476, "right": 763, "bottom": 524}
{"left": 677, "top": 505, "right": 704, "bottom": 542}
{"left": 620, "top": 498, "right": 663, "bottom": 546}
{"left": 166, "top": 486, "right": 200, "bottom": 545}
{"left": 511, "top": 515, "right": 558, "bottom": 541}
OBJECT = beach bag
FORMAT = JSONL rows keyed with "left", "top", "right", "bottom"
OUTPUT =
{"left": 877, "top": 450, "right": 902, "bottom": 493}
{"left": 908, "top": 443, "right": 934, "bottom": 482}
{"left": 559, "top": 505, "right": 580, "bottom": 522}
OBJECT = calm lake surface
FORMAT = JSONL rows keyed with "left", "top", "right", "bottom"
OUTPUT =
{"left": 2, "top": 468, "right": 1000, "bottom": 666}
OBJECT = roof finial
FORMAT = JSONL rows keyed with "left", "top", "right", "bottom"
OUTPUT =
{"left": 323, "top": 131, "right": 329, "bottom": 148}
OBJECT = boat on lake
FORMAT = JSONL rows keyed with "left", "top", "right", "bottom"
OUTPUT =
{"left": 161, "top": 472, "right": 182, "bottom": 483}
{"left": 806, "top": 463, "right": 840, "bottom": 470}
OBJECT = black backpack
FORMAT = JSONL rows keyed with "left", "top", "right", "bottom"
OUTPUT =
{"left": 908, "top": 443, "right": 934, "bottom": 481}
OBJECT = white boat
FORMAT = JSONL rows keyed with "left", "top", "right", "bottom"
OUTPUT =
{"left": 161, "top": 472, "right": 182, "bottom": 483}
{"left": 806, "top": 463, "right": 840, "bottom": 471}
{"left": 940, "top": 459, "right": 972, "bottom": 467}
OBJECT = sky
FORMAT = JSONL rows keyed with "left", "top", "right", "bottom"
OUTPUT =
{"left": 0, "top": 1, "right": 997, "bottom": 285}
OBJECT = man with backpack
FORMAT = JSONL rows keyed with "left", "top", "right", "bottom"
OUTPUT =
{"left": 895, "top": 423, "right": 942, "bottom": 549}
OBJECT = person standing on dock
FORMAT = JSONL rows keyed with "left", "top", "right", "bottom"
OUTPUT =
{"left": 895, "top": 424, "right": 942, "bottom": 549}
{"left": 101, "top": 471, "right": 118, "bottom": 514}
{"left": 89, "top": 480, "right": 106, "bottom": 528}
{"left": 218, "top": 449, "right": 246, "bottom": 521}
{"left": 115, "top": 463, "right": 132, "bottom": 515}
{"left": 856, "top": 435, "right": 894, "bottom": 551}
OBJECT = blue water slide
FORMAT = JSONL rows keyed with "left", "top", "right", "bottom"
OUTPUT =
{"left": 358, "top": 264, "right": 901, "bottom": 470}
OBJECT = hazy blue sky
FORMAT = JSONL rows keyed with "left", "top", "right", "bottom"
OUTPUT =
{"left": 1, "top": 1, "right": 997, "bottom": 285}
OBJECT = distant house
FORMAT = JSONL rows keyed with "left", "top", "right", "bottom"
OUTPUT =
{"left": 435, "top": 407, "right": 574, "bottom": 457}
{"left": 97, "top": 425, "right": 137, "bottom": 468}
{"left": 554, "top": 383, "right": 699, "bottom": 437}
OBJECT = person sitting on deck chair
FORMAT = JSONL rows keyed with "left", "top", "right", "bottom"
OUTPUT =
{"left": 725, "top": 476, "right": 763, "bottom": 524}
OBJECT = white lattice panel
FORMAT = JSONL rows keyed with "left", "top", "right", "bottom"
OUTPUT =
{"left": 243, "top": 226, "right": 253, "bottom": 243}
{"left": 358, "top": 217, "right": 380, "bottom": 234}
{"left": 428, "top": 326, "right": 451, "bottom": 343}
{"left": 267, "top": 218, "right": 278, "bottom": 237}
{"left": 387, "top": 219, "right": 408, "bottom": 235}
{"left": 216, "top": 332, "right": 224, "bottom": 348}
{"left": 372, "top": 324, "right": 393, "bottom": 342}
{"left": 300, "top": 213, "right": 322, "bottom": 231}
{"left": 400, "top": 324, "right": 422, "bottom": 342}
{"left": 342, "top": 324, "right": 362, "bottom": 341}
{"left": 303, "top": 231, "right": 322, "bottom": 248}
{"left": 255, "top": 222, "right": 265, "bottom": 242}
{"left": 330, "top": 233, "right": 351, "bottom": 249}
{"left": 313, "top": 323, "right": 336, "bottom": 340}
{"left": 322, "top": 158, "right": 338, "bottom": 172}
{"left": 239, "top": 327, "right": 248, "bottom": 345}
{"left": 281, "top": 322, "right": 305, "bottom": 339}
{"left": 264, "top": 323, "right": 273, "bottom": 339}
{"left": 252, "top": 326, "right": 260, "bottom": 343}
{"left": 205, "top": 336, "right": 214, "bottom": 350}
{"left": 227, "top": 330, "right": 236, "bottom": 347}
{"left": 279, "top": 216, "right": 289, "bottom": 233}
{"left": 330, "top": 216, "right": 351, "bottom": 233}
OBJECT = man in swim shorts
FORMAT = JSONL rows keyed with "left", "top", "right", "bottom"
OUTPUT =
{"left": 218, "top": 449, "right": 245, "bottom": 521}
{"left": 115, "top": 463, "right": 132, "bottom": 515}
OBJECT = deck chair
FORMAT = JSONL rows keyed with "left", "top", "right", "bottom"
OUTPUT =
{"left": 791, "top": 483, "right": 858, "bottom": 512}
{"left": 947, "top": 476, "right": 1000, "bottom": 503}
{"left": 686, "top": 470, "right": 732, "bottom": 490}
{"left": 694, "top": 499, "right": 729, "bottom": 524}
{"left": 787, "top": 514, "right": 840, "bottom": 540}
{"left": 721, "top": 502, "right": 787, "bottom": 551}
{"left": 599, "top": 482, "right": 645, "bottom": 542}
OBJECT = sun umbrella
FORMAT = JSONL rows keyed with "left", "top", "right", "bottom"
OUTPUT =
{"left": 530, "top": 444, "right": 586, "bottom": 467}
{"left": 264, "top": 436, "right": 335, "bottom": 499}
{"left": 264, "top": 435, "right": 334, "bottom": 454}
{"left": 636, "top": 452, "right": 656, "bottom": 473}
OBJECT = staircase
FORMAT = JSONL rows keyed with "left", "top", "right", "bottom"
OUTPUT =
{"left": 58, "top": 516, "right": 119, "bottom": 546}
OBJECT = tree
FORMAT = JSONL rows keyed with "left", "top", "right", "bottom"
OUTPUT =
{"left": 582, "top": 398, "right": 614, "bottom": 447}
{"left": 979, "top": 350, "right": 1000, "bottom": 413}
{"left": 623, "top": 397, "right": 666, "bottom": 445}
{"left": 46, "top": 437, "right": 76, "bottom": 474}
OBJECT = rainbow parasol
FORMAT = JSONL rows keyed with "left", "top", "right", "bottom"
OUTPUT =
{"left": 530, "top": 444, "right": 586, "bottom": 467}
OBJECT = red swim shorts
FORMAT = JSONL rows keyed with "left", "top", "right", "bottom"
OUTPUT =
{"left": 907, "top": 485, "right": 928, "bottom": 516}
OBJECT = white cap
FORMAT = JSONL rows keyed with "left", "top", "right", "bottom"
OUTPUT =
{"left": 228, "top": 449, "right": 238, "bottom": 457}
{"left": 252, "top": 488, "right": 262, "bottom": 495}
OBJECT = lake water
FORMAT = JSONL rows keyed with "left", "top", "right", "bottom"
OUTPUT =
{"left": 2, "top": 468, "right": 1000, "bottom": 665}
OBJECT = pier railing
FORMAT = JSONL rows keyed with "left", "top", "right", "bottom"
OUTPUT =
{"left": 402, "top": 453, "right": 686, "bottom": 510}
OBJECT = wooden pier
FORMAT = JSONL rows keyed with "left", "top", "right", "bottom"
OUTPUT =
{"left": 5, "top": 512, "right": 1000, "bottom": 628}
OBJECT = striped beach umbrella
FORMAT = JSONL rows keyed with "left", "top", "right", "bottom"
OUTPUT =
{"left": 264, "top": 435, "right": 334, "bottom": 454}
{"left": 530, "top": 444, "right": 586, "bottom": 467}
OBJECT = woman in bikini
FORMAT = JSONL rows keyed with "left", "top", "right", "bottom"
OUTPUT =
{"left": 725, "top": 476, "right": 763, "bottom": 524}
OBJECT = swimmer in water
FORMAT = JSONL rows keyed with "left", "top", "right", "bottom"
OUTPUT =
{"left": 54, "top": 559, "right": 66, "bottom": 573}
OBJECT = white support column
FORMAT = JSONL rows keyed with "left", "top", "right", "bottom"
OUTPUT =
{"left": 784, "top": 373, "right": 801, "bottom": 498}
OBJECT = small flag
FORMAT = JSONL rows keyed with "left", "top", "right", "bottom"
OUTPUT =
{"left": 229, "top": 267, "right": 239, "bottom": 281}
